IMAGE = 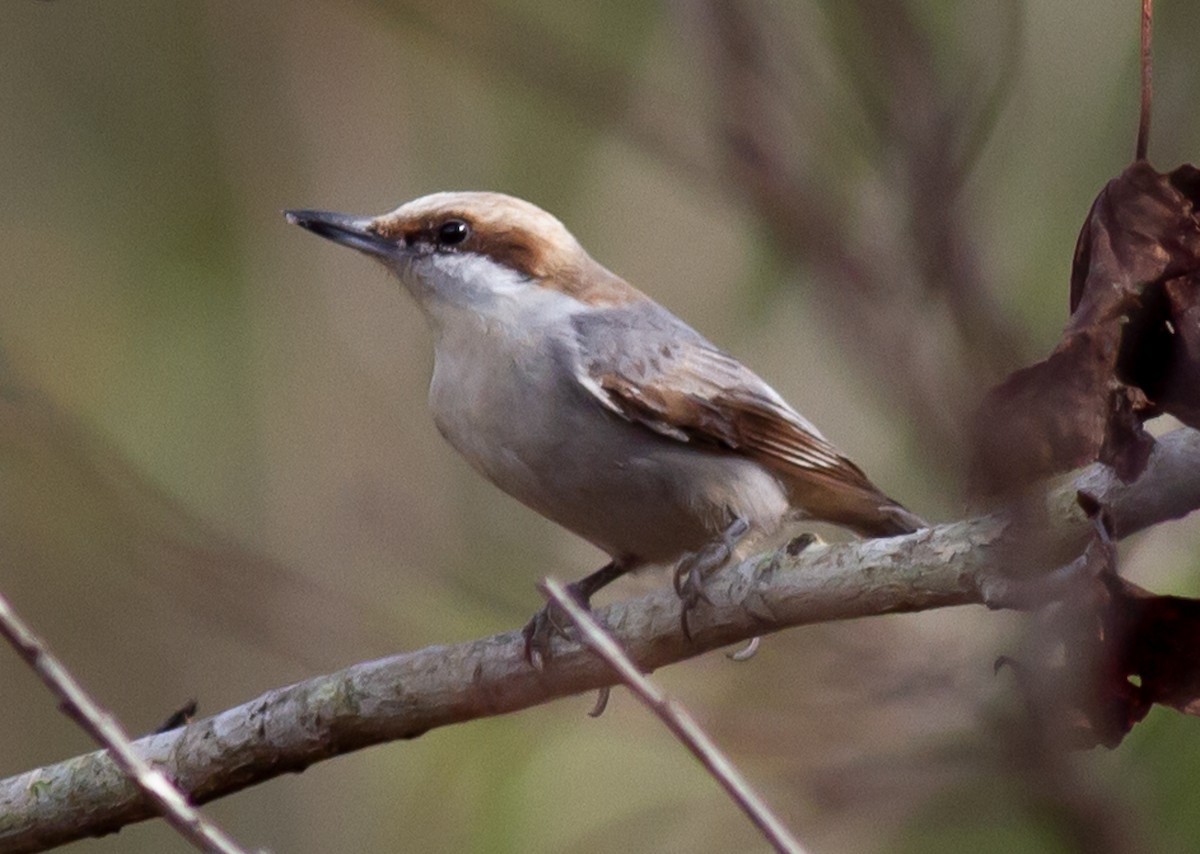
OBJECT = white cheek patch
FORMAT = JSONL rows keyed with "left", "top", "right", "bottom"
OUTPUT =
{"left": 422, "top": 252, "right": 532, "bottom": 302}
{"left": 409, "top": 251, "right": 586, "bottom": 334}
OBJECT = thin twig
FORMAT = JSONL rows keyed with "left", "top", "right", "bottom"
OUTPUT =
{"left": 0, "top": 591, "right": 252, "bottom": 854}
{"left": 1137, "top": 0, "right": 1153, "bottom": 161}
{"left": 541, "top": 577, "right": 809, "bottom": 854}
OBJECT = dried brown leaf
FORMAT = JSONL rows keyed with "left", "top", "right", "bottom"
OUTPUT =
{"left": 972, "top": 161, "right": 1200, "bottom": 495}
{"left": 1001, "top": 496, "right": 1200, "bottom": 749}
{"left": 1109, "top": 581, "right": 1200, "bottom": 719}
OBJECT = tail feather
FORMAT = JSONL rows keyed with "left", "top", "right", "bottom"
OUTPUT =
{"left": 851, "top": 501, "right": 926, "bottom": 538}
{"left": 787, "top": 471, "right": 926, "bottom": 539}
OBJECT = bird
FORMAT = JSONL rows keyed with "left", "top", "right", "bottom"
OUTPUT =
{"left": 286, "top": 192, "right": 924, "bottom": 660}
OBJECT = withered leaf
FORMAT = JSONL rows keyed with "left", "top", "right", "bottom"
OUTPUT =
{"left": 1060, "top": 577, "right": 1200, "bottom": 749}
{"left": 1109, "top": 581, "right": 1200, "bottom": 719}
{"left": 1160, "top": 273, "right": 1200, "bottom": 427}
{"left": 972, "top": 161, "right": 1200, "bottom": 495}
{"left": 999, "top": 496, "right": 1200, "bottom": 749}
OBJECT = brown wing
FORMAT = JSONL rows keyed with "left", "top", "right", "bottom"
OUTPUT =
{"left": 570, "top": 306, "right": 878, "bottom": 492}
{"left": 569, "top": 304, "right": 925, "bottom": 537}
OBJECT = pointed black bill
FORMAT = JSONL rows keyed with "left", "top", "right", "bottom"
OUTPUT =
{"left": 284, "top": 209, "right": 397, "bottom": 258}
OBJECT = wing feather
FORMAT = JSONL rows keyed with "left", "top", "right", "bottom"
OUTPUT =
{"left": 570, "top": 305, "right": 876, "bottom": 491}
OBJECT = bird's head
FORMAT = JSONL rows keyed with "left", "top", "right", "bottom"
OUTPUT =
{"left": 286, "top": 192, "right": 641, "bottom": 319}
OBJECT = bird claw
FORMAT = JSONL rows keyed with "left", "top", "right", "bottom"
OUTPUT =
{"left": 726, "top": 636, "right": 761, "bottom": 661}
{"left": 521, "top": 600, "right": 573, "bottom": 668}
{"left": 675, "top": 564, "right": 716, "bottom": 640}
{"left": 522, "top": 604, "right": 615, "bottom": 717}
{"left": 523, "top": 582, "right": 618, "bottom": 717}
{"left": 673, "top": 516, "right": 749, "bottom": 641}
{"left": 588, "top": 686, "right": 612, "bottom": 717}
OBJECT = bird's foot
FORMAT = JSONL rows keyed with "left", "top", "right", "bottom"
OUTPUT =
{"left": 521, "top": 575, "right": 616, "bottom": 715}
{"left": 673, "top": 516, "right": 750, "bottom": 640}
{"left": 523, "top": 560, "right": 628, "bottom": 667}
{"left": 523, "top": 574, "right": 621, "bottom": 669}
{"left": 522, "top": 597, "right": 574, "bottom": 669}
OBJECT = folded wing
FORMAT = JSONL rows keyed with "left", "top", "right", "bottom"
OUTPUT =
{"left": 570, "top": 303, "right": 923, "bottom": 537}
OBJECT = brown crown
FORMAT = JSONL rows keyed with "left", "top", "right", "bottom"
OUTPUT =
{"left": 371, "top": 192, "right": 644, "bottom": 307}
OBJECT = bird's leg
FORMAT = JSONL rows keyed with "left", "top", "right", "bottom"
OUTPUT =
{"left": 522, "top": 560, "right": 627, "bottom": 668}
{"left": 673, "top": 516, "right": 751, "bottom": 640}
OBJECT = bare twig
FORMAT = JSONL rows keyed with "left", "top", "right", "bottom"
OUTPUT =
{"left": 1, "top": 428, "right": 1198, "bottom": 853}
{"left": 541, "top": 577, "right": 808, "bottom": 854}
{"left": 0, "top": 592, "right": 252, "bottom": 854}
{"left": 1137, "top": 0, "right": 1153, "bottom": 161}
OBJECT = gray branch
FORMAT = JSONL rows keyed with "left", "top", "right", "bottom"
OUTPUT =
{"left": 2, "top": 428, "right": 1198, "bottom": 854}
{"left": 0, "top": 594, "right": 251, "bottom": 854}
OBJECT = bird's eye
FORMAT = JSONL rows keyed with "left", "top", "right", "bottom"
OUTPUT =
{"left": 436, "top": 219, "right": 470, "bottom": 247}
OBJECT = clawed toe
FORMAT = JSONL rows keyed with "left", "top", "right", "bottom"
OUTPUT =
{"left": 521, "top": 575, "right": 611, "bottom": 667}
{"left": 674, "top": 561, "right": 716, "bottom": 639}
{"left": 672, "top": 516, "right": 749, "bottom": 641}
{"left": 523, "top": 560, "right": 628, "bottom": 667}
{"left": 522, "top": 602, "right": 572, "bottom": 668}
{"left": 726, "top": 636, "right": 761, "bottom": 661}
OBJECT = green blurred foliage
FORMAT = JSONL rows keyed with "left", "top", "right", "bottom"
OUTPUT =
{"left": 2, "top": 1, "right": 1200, "bottom": 852}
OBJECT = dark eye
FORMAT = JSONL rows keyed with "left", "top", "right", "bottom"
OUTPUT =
{"left": 436, "top": 219, "right": 470, "bottom": 247}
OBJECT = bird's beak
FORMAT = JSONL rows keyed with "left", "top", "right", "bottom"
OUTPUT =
{"left": 284, "top": 209, "right": 398, "bottom": 259}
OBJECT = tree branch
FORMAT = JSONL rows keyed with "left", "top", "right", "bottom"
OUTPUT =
{"left": 2, "top": 428, "right": 1198, "bottom": 853}
{"left": 0, "top": 594, "right": 250, "bottom": 854}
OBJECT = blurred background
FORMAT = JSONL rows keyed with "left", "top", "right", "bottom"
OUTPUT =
{"left": 3, "top": 1, "right": 1200, "bottom": 851}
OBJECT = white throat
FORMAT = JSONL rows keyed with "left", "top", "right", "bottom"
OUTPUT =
{"left": 395, "top": 250, "right": 582, "bottom": 335}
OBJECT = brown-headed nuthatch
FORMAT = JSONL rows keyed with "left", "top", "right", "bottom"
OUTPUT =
{"left": 286, "top": 192, "right": 924, "bottom": 659}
